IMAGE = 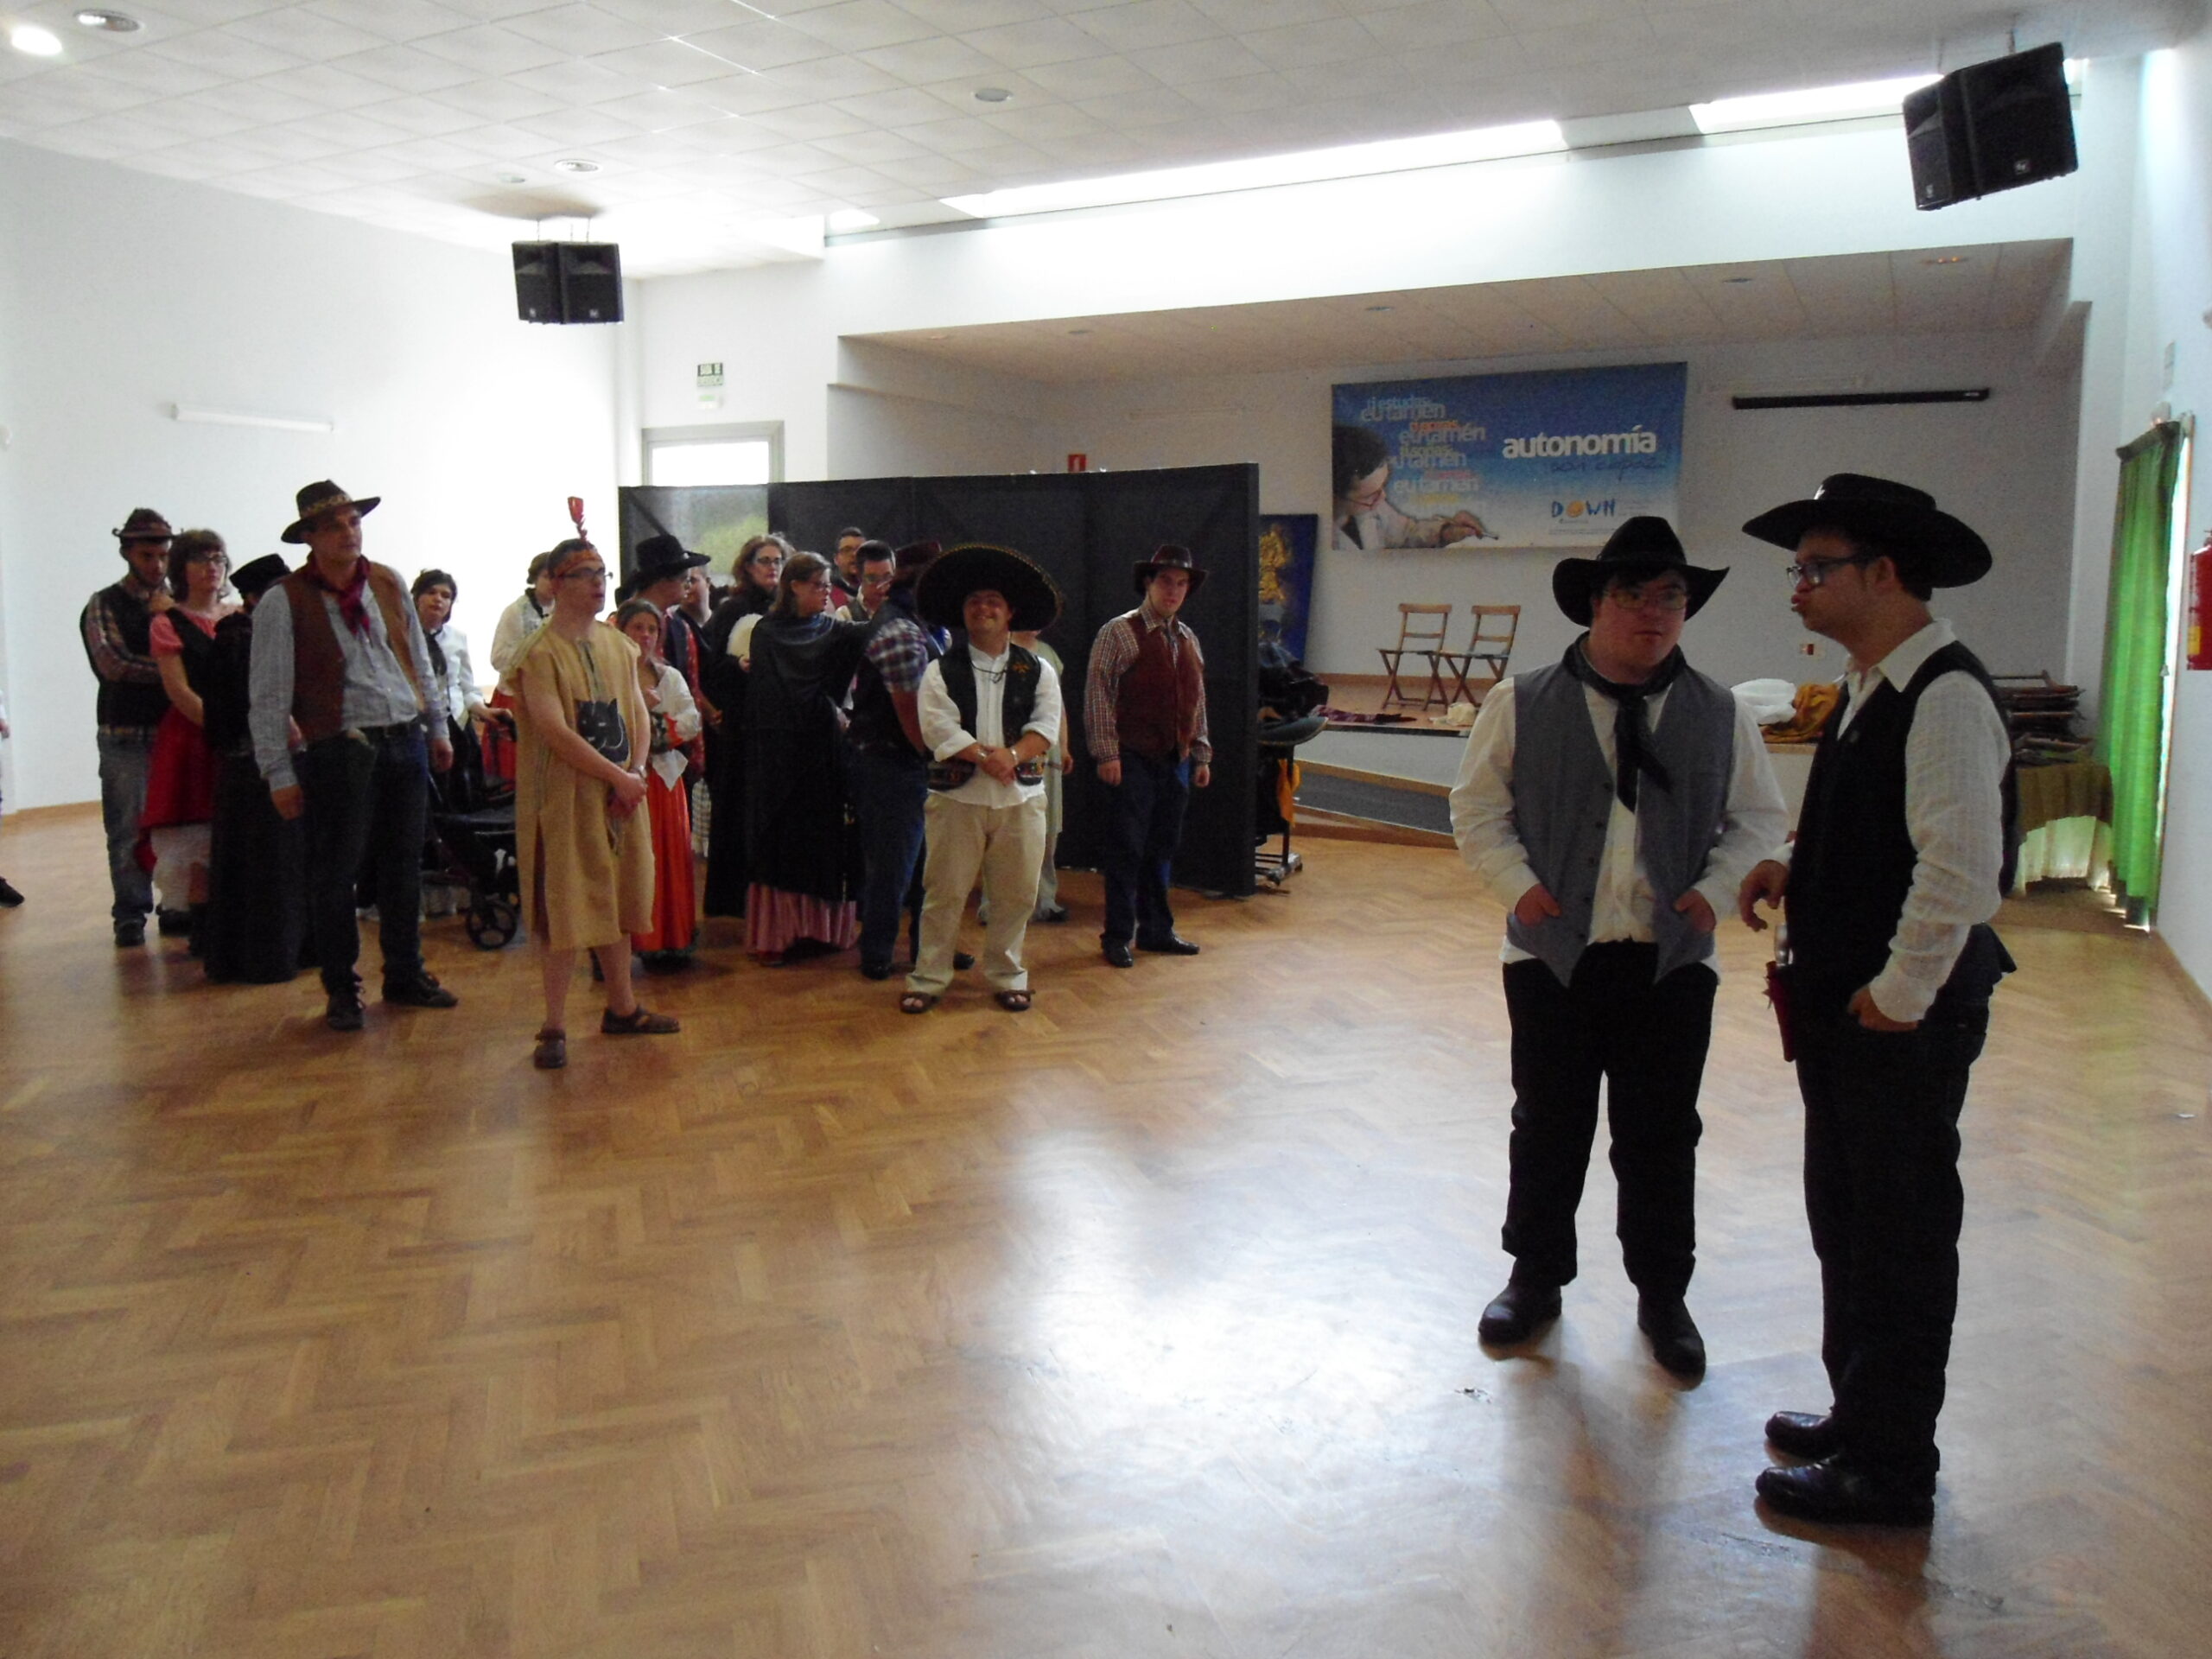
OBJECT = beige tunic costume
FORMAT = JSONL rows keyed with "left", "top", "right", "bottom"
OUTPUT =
{"left": 512, "top": 621, "right": 654, "bottom": 952}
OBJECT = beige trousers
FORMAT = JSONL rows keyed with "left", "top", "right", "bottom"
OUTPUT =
{"left": 907, "top": 791, "right": 1046, "bottom": 995}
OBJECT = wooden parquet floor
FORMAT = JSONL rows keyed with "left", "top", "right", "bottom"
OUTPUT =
{"left": 1, "top": 805, "right": 2208, "bottom": 1659}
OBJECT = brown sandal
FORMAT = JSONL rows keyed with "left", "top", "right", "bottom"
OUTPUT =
{"left": 994, "top": 989, "right": 1032, "bottom": 1013}
{"left": 532, "top": 1028, "right": 568, "bottom": 1069}
{"left": 601, "top": 1006, "right": 680, "bottom": 1035}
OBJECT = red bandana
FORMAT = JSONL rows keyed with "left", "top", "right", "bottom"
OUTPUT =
{"left": 308, "top": 558, "right": 374, "bottom": 639}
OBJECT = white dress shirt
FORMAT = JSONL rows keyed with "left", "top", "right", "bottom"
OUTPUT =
{"left": 1812, "top": 618, "right": 2012, "bottom": 1022}
{"left": 1450, "top": 674, "right": 1789, "bottom": 969}
{"left": 918, "top": 643, "right": 1064, "bottom": 809}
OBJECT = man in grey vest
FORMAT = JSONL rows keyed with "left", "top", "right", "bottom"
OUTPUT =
{"left": 1451, "top": 518, "right": 1786, "bottom": 1377}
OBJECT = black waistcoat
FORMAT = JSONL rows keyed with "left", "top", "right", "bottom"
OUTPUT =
{"left": 938, "top": 642, "right": 1039, "bottom": 746}
{"left": 1789, "top": 639, "right": 2018, "bottom": 1014}
{"left": 82, "top": 582, "right": 172, "bottom": 730}
{"left": 847, "top": 594, "right": 940, "bottom": 753}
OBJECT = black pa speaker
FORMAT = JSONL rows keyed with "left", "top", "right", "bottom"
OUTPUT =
{"left": 513, "top": 241, "right": 561, "bottom": 322}
{"left": 1904, "top": 42, "right": 2076, "bottom": 211}
{"left": 557, "top": 242, "right": 623, "bottom": 324}
{"left": 512, "top": 241, "right": 624, "bottom": 324}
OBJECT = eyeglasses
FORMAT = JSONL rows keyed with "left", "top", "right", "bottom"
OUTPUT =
{"left": 1785, "top": 556, "right": 1873, "bottom": 588}
{"left": 185, "top": 551, "right": 229, "bottom": 566}
{"left": 558, "top": 565, "right": 608, "bottom": 582}
{"left": 1601, "top": 584, "right": 1689, "bottom": 613}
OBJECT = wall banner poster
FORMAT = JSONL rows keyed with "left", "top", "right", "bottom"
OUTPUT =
{"left": 1332, "top": 362, "right": 1687, "bottom": 550}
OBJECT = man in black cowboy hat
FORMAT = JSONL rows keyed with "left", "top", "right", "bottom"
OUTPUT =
{"left": 899, "top": 545, "right": 1065, "bottom": 1014}
{"left": 249, "top": 480, "right": 458, "bottom": 1031}
{"left": 1450, "top": 516, "right": 1786, "bottom": 1378}
{"left": 624, "top": 532, "right": 713, "bottom": 689}
{"left": 1735, "top": 475, "right": 2014, "bottom": 1526}
{"left": 80, "top": 506, "right": 181, "bottom": 945}
{"left": 1083, "top": 544, "right": 1214, "bottom": 967}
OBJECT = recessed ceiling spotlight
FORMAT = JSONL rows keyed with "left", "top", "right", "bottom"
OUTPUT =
{"left": 925, "top": 333, "right": 951, "bottom": 340}
{"left": 1363, "top": 304, "right": 1393, "bottom": 312}
{"left": 10, "top": 23, "right": 64, "bottom": 54}
{"left": 973, "top": 86, "right": 1012, "bottom": 103}
{"left": 1067, "top": 327, "right": 1091, "bottom": 335}
{"left": 74, "top": 9, "right": 141, "bottom": 30}
{"left": 553, "top": 158, "right": 600, "bottom": 174}
{"left": 495, "top": 171, "right": 527, "bottom": 184}
{"left": 1923, "top": 254, "right": 1970, "bottom": 265}
{"left": 1720, "top": 276, "right": 1755, "bottom": 284}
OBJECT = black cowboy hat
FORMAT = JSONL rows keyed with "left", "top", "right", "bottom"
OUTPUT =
{"left": 231, "top": 553, "right": 290, "bottom": 601}
{"left": 1741, "top": 474, "right": 1991, "bottom": 587}
{"left": 113, "top": 507, "right": 174, "bottom": 543}
{"left": 631, "top": 533, "right": 709, "bottom": 585}
{"left": 1550, "top": 516, "right": 1726, "bottom": 626}
{"left": 916, "top": 543, "right": 1062, "bottom": 634}
{"left": 282, "top": 480, "right": 380, "bottom": 544}
{"left": 1133, "top": 543, "right": 1206, "bottom": 596}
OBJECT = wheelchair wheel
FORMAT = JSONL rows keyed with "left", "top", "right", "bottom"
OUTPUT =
{"left": 467, "top": 896, "right": 518, "bottom": 950}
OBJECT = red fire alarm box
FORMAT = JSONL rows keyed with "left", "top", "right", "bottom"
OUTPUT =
{"left": 1066, "top": 453, "right": 1088, "bottom": 473}
{"left": 2190, "top": 531, "right": 2212, "bottom": 670}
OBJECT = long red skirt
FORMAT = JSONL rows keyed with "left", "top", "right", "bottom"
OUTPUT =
{"left": 632, "top": 771, "right": 697, "bottom": 955}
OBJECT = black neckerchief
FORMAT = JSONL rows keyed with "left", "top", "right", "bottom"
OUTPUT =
{"left": 1560, "top": 636, "right": 1685, "bottom": 811}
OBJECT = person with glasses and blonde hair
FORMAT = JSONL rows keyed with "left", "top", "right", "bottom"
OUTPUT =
{"left": 1449, "top": 516, "right": 1786, "bottom": 1379}
{"left": 137, "top": 528, "right": 239, "bottom": 950}
{"left": 511, "top": 541, "right": 679, "bottom": 1069}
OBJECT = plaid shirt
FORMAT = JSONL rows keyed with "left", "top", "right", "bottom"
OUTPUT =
{"left": 85, "top": 572, "right": 168, "bottom": 739}
{"left": 863, "top": 609, "right": 933, "bottom": 694}
{"left": 1083, "top": 600, "right": 1211, "bottom": 766}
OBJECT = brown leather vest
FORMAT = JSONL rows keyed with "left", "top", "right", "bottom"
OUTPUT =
{"left": 1114, "top": 613, "right": 1205, "bottom": 760}
{"left": 279, "top": 561, "right": 425, "bottom": 743}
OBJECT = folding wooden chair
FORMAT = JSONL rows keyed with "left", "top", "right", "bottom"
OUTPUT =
{"left": 1428, "top": 604, "right": 1520, "bottom": 709}
{"left": 1377, "top": 603, "right": 1452, "bottom": 709}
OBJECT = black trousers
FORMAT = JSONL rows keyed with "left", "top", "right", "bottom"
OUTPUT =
{"left": 1500, "top": 944, "right": 1717, "bottom": 1298}
{"left": 1795, "top": 999, "right": 1988, "bottom": 1488}
{"left": 1101, "top": 749, "right": 1189, "bottom": 947}
{"left": 296, "top": 724, "right": 429, "bottom": 996}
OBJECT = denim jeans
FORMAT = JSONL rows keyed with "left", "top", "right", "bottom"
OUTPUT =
{"left": 847, "top": 744, "right": 928, "bottom": 973}
{"left": 1100, "top": 749, "right": 1190, "bottom": 946}
{"left": 296, "top": 724, "right": 429, "bottom": 995}
{"left": 96, "top": 728, "right": 158, "bottom": 923}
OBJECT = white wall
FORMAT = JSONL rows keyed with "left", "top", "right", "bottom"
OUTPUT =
{"left": 1012, "top": 328, "right": 2082, "bottom": 690}
{"left": 634, "top": 118, "right": 2084, "bottom": 473}
{"left": 0, "top": 138, "right": 623, "bottom": 812}
{"left": 2126, "top": 41, "right": 2212, "bottom": 999}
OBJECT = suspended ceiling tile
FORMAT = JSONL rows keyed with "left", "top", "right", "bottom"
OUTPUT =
{"left": 679, "top": 21, "right": 843, "bottom": 73}
{"left": 783, "top": 0, "right": 944, "bottom": 54}
{"left": 858, "top": 35, "right": 1006, "bottom": 84}
{"left": 1071, "top": 0, "right": 1226, "bottom": 54}
{"left": 498, "top": 4, "right": 668, "bottom": 56}
{"left": 143, "top": 31, "right": 309, "bottom": 79}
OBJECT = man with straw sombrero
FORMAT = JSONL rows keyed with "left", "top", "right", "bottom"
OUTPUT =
{"left": 1736, "top": 474, "right": 2015, "bottom": 1527}
{"left": 1451, "top": 516, "right": 1786, "bottom": 1380}
{"left": 899, "top": 545, "right": 1065, "bottom": 1014}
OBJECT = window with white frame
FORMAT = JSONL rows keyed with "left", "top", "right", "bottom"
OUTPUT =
{"left": 644, "top": 423, "right": 781, "bottom": 486}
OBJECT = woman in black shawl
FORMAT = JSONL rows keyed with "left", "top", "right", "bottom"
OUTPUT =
{"left": 698, "top": 533, "right": 789, "bottom": 917}
{"left": 742, "top": 551, "right": 868, "bottom": 963}
{"left": 201, "top": 553, "right": 308, "bottom": 982}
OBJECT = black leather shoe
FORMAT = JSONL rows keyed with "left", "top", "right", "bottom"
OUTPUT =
{"left": 1103, "top": 939, "right": 1135, "bottom": 969}
{"left": 1137, "top": 933, "right": 1201, "bottom": 956}
{"left": 156, "top": 906, "right": 194, "bottom": 938}
{"left": 1765, "top": 1410, "right": 1844, "bottom": 1461}
{"left": 1637, "top": 1294, "right": 1707, "bottom": 1379}
{"left": 1478, "top": 1277, "right": 1560, "bottom": 1345}
{"left": 114, "top": 918, "right": 146, "bottom": 948}
{"left": 1755, "top": 1457, "right": 1934, "bottom": 1527}
{"left": 383, "top": 972, "right": 459, "bottom": 1009}
{"left": 953, "top": 950, "right": 976, "bottom": 971}
{"left": 0, "top": 877, "right": 22, "bottom": 907}
{"left": 859, "top": 961, "right": 893, "bottom": 982}
{"left": 326, "top": 989, "right": 365, "bottom": 1031}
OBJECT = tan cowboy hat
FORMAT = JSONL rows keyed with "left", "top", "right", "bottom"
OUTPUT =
{"left": 282, "top": 480, "right": 381, "bottom": 544}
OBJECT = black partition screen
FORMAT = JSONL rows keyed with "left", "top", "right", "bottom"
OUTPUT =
{"left": 624, "top": 465, "right": 1259, "bottom": 899}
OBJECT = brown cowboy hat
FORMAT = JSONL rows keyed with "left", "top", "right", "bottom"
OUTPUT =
{"left": 1550, "top": 516, "right": 1726, "bottom": 626}
{"left": 282, "top": 480, "right": 380, "bottom": 544}
{"left": 1132, "top": 543, "right": 1206, "bottom": 596}
{"left": 916, "top": 543, "right": 1062, "bottom": 633}
{"left": 1741, "top": 474, "right": 1990, "bottom": 587}
{"left": 113, "top": 508, "right": 174, "bottom": 543}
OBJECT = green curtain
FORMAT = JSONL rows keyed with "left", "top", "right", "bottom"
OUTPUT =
{"left": 2096, "top": 421, "right": 2183, "bottom": 910}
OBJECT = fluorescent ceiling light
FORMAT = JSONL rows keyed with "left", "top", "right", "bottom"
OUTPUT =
{"left": 826, "top": 208, "right": 880, "bottom": 233}
{"left": 1690, "top": 73, "right": 1938, "bottom": 134}
{"left": 941, "top": 118, "right": 1566, "bottom": 219}
{"left": 10, "top": 24, "right": 64, "bottom": 55}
